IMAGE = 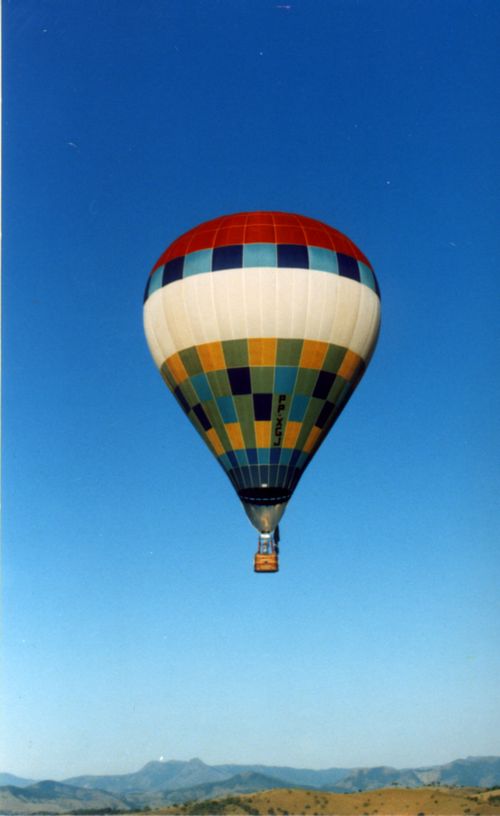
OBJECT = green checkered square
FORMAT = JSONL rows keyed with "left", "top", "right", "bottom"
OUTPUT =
{"left": 251, "top": 367, "right": 275, "bottom": 392}
{"left": 233, "top": 395, "right": 256, "bottom": 447}
{"left": 276, "top": 338, "right": 303, "bottom": 366}
{"left": 329, "top": 375, "right": 348, "bottom": 403}
{"left": 222, "top": 339, "right": 249, "bottom": 367}
{"left": 179, "top": 346, "right": 203, "bottom": 376}
{"left": 206, "top": 369, "right": 232, "bottom": 398}
{"left": 178, "top": 379, "right": 199, "bottom": 408}
{"left": 295, "top": 368, "right": 319, "bottom": 395}
{"left": 323, "top": 344, "right": 347, "bottom": 375}
{"left": 160, "top": 363, "right": 176, "bottom": 392}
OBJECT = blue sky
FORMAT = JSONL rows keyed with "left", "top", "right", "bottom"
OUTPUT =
{"left": 2, "top": 0, "right": 499, "bottom": 780}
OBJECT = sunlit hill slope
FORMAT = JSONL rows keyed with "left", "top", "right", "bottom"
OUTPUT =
{"left": 160, "top": 786, "right": 500, "bottom": 815}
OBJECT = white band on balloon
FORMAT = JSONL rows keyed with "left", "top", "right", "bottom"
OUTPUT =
{"left": 144, "top": 266, "right": 380, "bottom": 368}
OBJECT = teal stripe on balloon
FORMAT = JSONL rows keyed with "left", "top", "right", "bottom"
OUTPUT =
{"left": 184, "top": 248, "right": 212, "bottom": 276}
{"left": 216, "top": 395, "right": 238, "bottom": 423}
{"left": 148, "top": 266, "right": 164, "bottom": 297}
{"left": 274, "top": 366, "right": 298, "bottom": 393}
{"left": 190, "top": 373, "right": 213, "bottom": 402}
{"left": 289, "top": 394, "right": 309, "bottom": 421}
{"left": 242, "top": 243, "right": 277, "bottom": 267}
{"left": 307, "top": 245, "right": 339, "bottom": 273}
{"left": 358, "top": 261, "right": 377, "bottom": 293}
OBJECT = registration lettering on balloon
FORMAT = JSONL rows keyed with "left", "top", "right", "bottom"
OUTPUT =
{"left": 273, "top": 394, "right": 288, "bottom": 448}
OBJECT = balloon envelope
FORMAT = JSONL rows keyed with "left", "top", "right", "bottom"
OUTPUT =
{"left": 144, "top": 211, "right": 380, "bottom": 536}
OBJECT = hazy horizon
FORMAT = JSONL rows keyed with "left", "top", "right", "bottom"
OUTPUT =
{"left": 4, "top": 753, "right": 500, "bottom": 782}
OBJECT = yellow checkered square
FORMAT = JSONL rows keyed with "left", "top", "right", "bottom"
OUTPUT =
{"left": 283, "top": 421, "right": 302, "bottom": 448}
{"left": 338, "top": 349, "right": 362, "bottom": 380}
{"left": 165, "top": 353, "right": 188, "bottom": 385}
{"left": 248, "top": 338, "right": 277, "bottom": 366}
{"left": 197, "top": 341, "right": 226, "bottom": 372}
{"left": 254, "top": 420, "right": 272, "bottom": 447}
{"left": 205, "top": 428, "right": 225, "bottom": 456}
{"left": 225, "top": 423, "right": 245, "bottom": 450}
{"left": 299, "top": 340, "right": 328, "bottom": 370}
{"left": 303, "top": 426, "right": 322, "bottom": 453}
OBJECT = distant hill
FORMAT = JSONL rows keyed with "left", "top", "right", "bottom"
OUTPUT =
{"left": 216, "top": 762, "right": 349, "bottom": 788}
{"left": 327, "top": 765, "right": 424, "bottom": 792}
{"left": 0, "top": 774, "right": 36, "bottom": 789}
{"left": 155, "top": 771, "right": 299, "bottom": 805}
{"left": 328, "top": 756, "right": 500, "bottom": 792}
{"left": 64, "top": 757, "right": 230, "bottom": 794}
{"left": 418, "top": 756, "right": 500, "bottom": 788}
{"left": 0, "top": 780, "right": 130, "bottom": 814}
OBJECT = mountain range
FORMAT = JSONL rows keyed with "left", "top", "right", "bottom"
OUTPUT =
{"left": 63, "top": 757, "right": 349, "bottom": 794}
{"left": 1, "top": 756, "right": 499, "bottom": 813}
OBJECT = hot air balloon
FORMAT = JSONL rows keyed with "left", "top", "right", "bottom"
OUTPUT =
{"left": 143, "top": 212, "right": 380, "bottom": 573}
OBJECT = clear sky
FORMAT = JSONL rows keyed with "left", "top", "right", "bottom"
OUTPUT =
{"left": 2, "top": 0, "right": 499, "bottom": 781}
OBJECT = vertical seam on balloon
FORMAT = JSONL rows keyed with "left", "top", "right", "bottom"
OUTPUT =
{"left": 328, "top": 274, "right": 341, "bottom": 349}
{"left": 144, "top": 299, "right": 167, "bottom": 367}
{"left": 181, "top": 276, "right": 200, "bottom": 353}
{"left": 243, "top": 266, "right": 253, "bottom": 341}
{"left": 223, "top": 270, "right": 234, "bottom": 340}
{"left": 207, "top": 270, "right": 232, "bottom": 442}
{"left": 352, "top": 281, "right": 363, "bottom": 376}
{"left": 292, "top": 269, "right": 311, "bottom": 338}
{"left": 317, "top": 271, "right": 329, "bottom": 345}
{"left": 345, "top": 235, "right": 359, "bottom": 260}
{"left": 366, "top": 291, "right": 380, "bottom": 364}
{"left": 322, "top": 222, "right": 333, "bottom": 252}
{"left": 191, "top": 275, "right": 205, "bottom": 348}
{"left": 160, "top": 288, "right": 171, "bottom": 356}
{"left": 237, "top": 266, "right": 246, "bottom": 342}
{"left": 212, "top": 216, "right": 224, "bottom": 251}
{"left": 295, "top": 213, "right": 309, "bottom": 247}
{"left": 212, "top": 269, "right": 225, "bottom": 350}
{"left": 154, "top": 289, "right": 173, "bottom": 362}
{"left": 160, "top": 286, "right": 179, "bottom": 366}
{"left": 243, "top": 211, "right": 250, "bottom": 246}
{"left": 304, "top": 264, "right": 312, "bottom": 358}
{"left": 364, "top": 294, "right": 381, "bottom": 366}
{"left": 364, "top": 290, "right": 378, "bottom": 365}
{"left": 348, "top": 281, "right": 365, "bottom": 364}
{"left": 271, "top": 212, "right": 278, "bottom": 244}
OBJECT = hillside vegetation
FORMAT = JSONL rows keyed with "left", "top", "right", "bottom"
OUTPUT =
{"left": 156, "top": 786, "right": 500, "bottom": 815}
